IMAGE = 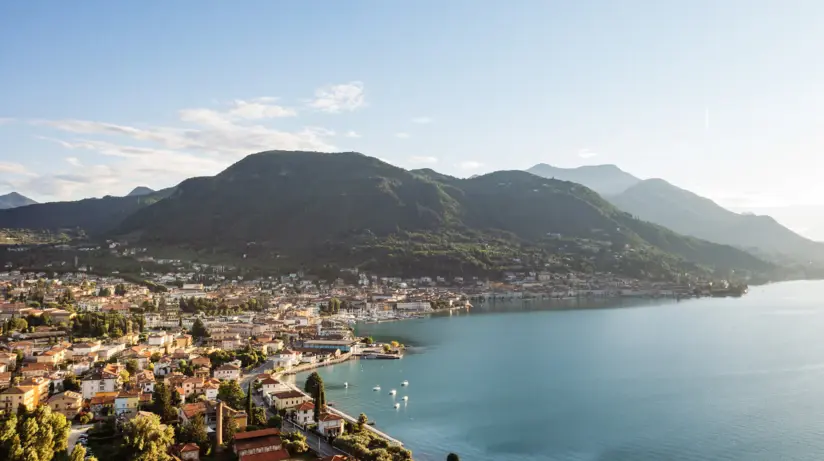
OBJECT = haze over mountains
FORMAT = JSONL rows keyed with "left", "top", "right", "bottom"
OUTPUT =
{"left": 0, "top": 150, "right": 774, "bottom": 279}
{"left": 526, "top": 163, "right": 824, "bottom": 263}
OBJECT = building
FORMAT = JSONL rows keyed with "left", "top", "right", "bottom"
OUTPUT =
{"left": 214, "top": 364, "right": 241, "bottom": 381}
{"left": 36, "top": 347, "right": 67, "bottom": 365}
{"left": 317, "top": 412, "right": 345, "bottom": 437}
{"left": 232, "top": 428, "right": 290, "bottom": 461}
{"left": 170, "top": 443, "right": 201, "bottom": 461}
{"left": 0, "top": 386, "right": 36, "bottom": 413}
{"left": 115, "top": 390, "right": 141, "bottom": 419}
{"left": 259, "top": 377, "right": 289, "bottom": 396}
{"left": 81, "top": 369, "right": 121, "bottom": 399}
{"left": 294, "top": 401, "right": 314, "bottom": 426}
{"left": 19, "top": 377, "right": 50, "bottom": 404}
{"left": 48, "top": 391, "right": 83, "bottom": 419}
{"left": 20, "top": 362, "right": 53, "bottom": 378}
{"left": 89, "top": 392, "right": 118, "bottom": 417}
{"left": 268, "top": 390, "right": 311, "bottom": 411}
{"left": 302, "top": 340, "right": 357, "bottom": 353}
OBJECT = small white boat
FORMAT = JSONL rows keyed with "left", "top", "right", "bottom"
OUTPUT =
{"left": 389, "top": 389, "right": 397, "bottom": 395}
{"left": 402, "top": 396, "right": 408, "bottom": 401}
{"left": 373, "top": 385, "right": 381, "bottom": 391}
{"left": 394, "top": 403, "right": 400, "bottom": 409}
{"left": 401, "top": 380, "right": 409, "bottom": 386}
{"left": 344, "top": 382, "right": 349, "bottom": 388}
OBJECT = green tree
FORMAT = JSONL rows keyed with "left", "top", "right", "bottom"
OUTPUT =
{"left": 281, "top": 431, "right": 308, "bottom": 456}
{"left": 304, "top": 371, "right": 323, "bottom": 396}
{"left": 312, "top": 380, "right": 326, "bottom": 423}
{"left": 114, "top": 284, "right": 128, "bottom": 296}
{"left": 152, "top": 382, "right": 176, "bottom": 421}
{"left": 447, "top": 454, "right": 460, "bottom": 461}
{"left": 121, "top": 412, "right": 175, "bottom": 461}
{"left": 125, "top": 359, "right": 139, "bottom": 376}
{"left": 217, "top": 380, "right": 245, "bottom": 411}
{"left": 221, "top": 413, "right": 237, "bottom": 446}
{"left": 357, "top": 413, "right": 368, "bottom": 431}
{"left": 70, "top": 444, "right": 87, "bottom": 461}
{"left": 246, "top": 382, "right": 254, "bottom": 425}
{"left": 98, "top": 287, "right": 111, "bottom": 297}
{"left": 267, "top": 415, "right": 283, "bottom": 429}
{"left": 63, "top": 374, "right": 81, "bottom": 392}
{"left": 177, "top": 414, "right": 208, "bottom": 450}
{"left": 189, "top": 318, "right": 209, "bottom": 340}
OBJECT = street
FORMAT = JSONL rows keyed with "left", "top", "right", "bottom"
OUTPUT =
{"left": 67, "top": 424, "right": 93, "bottom": 453}
{"left": 282, "top": 418, "right": 349, "bottom": 458}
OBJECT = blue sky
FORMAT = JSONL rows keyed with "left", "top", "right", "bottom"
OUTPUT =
{"left": 1, "top": 1, "right": 823, "bottom": 214}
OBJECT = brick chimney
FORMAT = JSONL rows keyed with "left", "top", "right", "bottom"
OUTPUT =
{"left": 216, "top": 401, "right": 224, "bottom": 450}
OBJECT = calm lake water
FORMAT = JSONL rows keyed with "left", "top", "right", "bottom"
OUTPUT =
{"left": 294, "top": 281, "right": 824, "bottom": 461}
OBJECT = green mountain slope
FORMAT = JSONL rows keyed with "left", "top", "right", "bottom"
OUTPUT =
{"left": 0, "top": 188, "right": 174, "bottom": 235}
{"left": 116, "top": 151, "right": 772, "bottom": 278}
{"left": 0, "top": 192, "right": 37, "bottom": 210}
{"left": 526, "top": 163, "right": 641, "bottom": 195}
{"left": 610, "top": 179, "right": 824, "bottom": 262}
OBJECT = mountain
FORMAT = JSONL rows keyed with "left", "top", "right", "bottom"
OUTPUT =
{"left": 526, "top": 164, "right": 641, "bottom": 195}
{"left": 114, "top": 150, "right": 772, "bottom": 278}
{"left": 127, "top": 186, "right": 155, "bottom": 197}
{"left": 609, "top": 179, "right": 824, "bottom": 262}
{"left": 0, "top": 192, "right": 37, "bottom": 210}
{"left": 0, "top": 188, "right": 174, "bottom": 235}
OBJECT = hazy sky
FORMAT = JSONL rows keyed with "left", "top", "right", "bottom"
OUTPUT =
{"left": 1, "top": 1, "right": 822, "bottom": 210}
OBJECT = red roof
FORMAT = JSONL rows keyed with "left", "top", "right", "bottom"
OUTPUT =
{"left": 234, "top": 428, "right": 281, "bottom": 440}
{"left": 239, "top": 449, "right": 290, "bottom": 461}
{"left": 296, "top": 401, "right": 314, "bottom": 412}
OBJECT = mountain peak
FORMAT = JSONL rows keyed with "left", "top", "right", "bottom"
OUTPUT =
{"left": 127, "top": 186, "right": 155, "bottom": 197}
{"left": 525, "top": 163, "right": 641, "bottom": 195}
{"left": 0, "top": 192, "right": 37, "bottom": 210}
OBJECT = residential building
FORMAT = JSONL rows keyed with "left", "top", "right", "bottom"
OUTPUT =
{"left": 115, "top": 390, "right": 141, "bottom": 419}
{"left": 317, "top": 412, "right": 345, "bottom": 437}
{"left": 232, "top": 428, "right": 289, "bottom": 461}
{"left": 81, "top": 369, "right": 120, "bottom": 399}
{"left": 294, "top": 401, "right": 314, "bottom": 426}
{"left": 19, "top": 377, "right": 49, "bottom": 404}
{"left": 260, "top": 377, "right": 289, "bottom": 396}
{"left": 268, "top": 390, "right": 311, "bottom": 411}
{"left": 48, "top": 391, "right": 83, "bottom": 419}
{"left": 21, "top": 362, "right": 53, "bottom": 378}
{"left": 170, "top": 443, "right": 201, "bottom": 461}
{"left": 214, "top": 364, "right": 241, "bottom": 381}
{"left": 0, "top": 372, "right": 10, "bottom": 390}
{"left": 0, "top": 386, "right": 36, "bottom": 413}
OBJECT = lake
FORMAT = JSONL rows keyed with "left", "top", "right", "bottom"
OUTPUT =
{"left": 293, "top": 281, "right": 824, "bottom": 461}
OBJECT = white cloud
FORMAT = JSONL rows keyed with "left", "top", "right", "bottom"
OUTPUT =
{"left": 308, "top": 81, "right": 365, "bottom": 113}
{"left": 65, "top": 157, "right": 82, "bottom": 167}
{"left": 344, "top": 131, "right": 361, "bottom": 138}
{"left": 395, "top": 132, "right": 410, "bottom": 139}
{"left": 408, "top": 156, "right": 438, "bottom": 164}
{"left": 411, "top": 116, "right": 433, "bottom": 124}
{"left": 0, "top": 162, "right": 32, "bottom": 176}
{"left": 458, "top": 161, "right": 484, "bottom": 170}
{"left": 180, "top": 97, "right": 296, "bottom": 127}
{"left": 578, "top": 148, "right": 598, "bottom": 159}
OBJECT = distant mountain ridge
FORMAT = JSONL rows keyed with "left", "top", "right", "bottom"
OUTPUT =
{"left": 0, "top": 192, "right": 37, "bottom": 210}
{"left": 526, "top": 163, "right": 641, "bottom": 195}
{"left": 525, "top": 163, "right": 824, "bottom": 263}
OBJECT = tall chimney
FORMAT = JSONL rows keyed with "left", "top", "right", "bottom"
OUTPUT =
{"left": 216, "top": 401, "right": 224, "bottom": 450}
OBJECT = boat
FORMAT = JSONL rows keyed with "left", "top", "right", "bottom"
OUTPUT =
{"left": 401, "top": 380, "right": 409, "bottom": 386}
{"left": 372, "top": 385, "right": 381, "bottom": 391}
{"left": 402, "top": 396, "right": 408, "bottom": 401}
{"left": 394, "top": 403, "right": 400, "bottom": 409}
{"left": 389, "top": 389, "right": 397, "bottom": 395}
{"left": 344, "top": 382, "right": 348, "bottom": 388}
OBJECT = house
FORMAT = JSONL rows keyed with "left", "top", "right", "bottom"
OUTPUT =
{"left": 36, "top": 347, "right": 67, "bottom": 365}
{"left": 115, "top": 390, "right": 141, "bottom": 419}
{"left": 48, "top": 391, "right": 83, "bottom": 419}
{"left": 317, "top": 412, "right": 345, "bottom": 437}
{"left": 203, "top": 381, "right": 219, "bottom": 401}
{"left": 89, "top": 392, "right": 118, "bottom": 417}
{"left": 178, "top": 400, "right": 247, "bottom": 432}
{"left": 191, "top": 356, "right": 211, "bottom": 369}
{"left": 154, "top": 358, "right": 173, "bottom": 376}
{"left": 170, "top": 443, "right": 200, "bottom": 461}
{"left": 19, "top": 377, "right": 50, "bottom": 404}
{"left": 0, "top": 372, "right": 10, "bottom": 390}
{"left": 0, "top": 386, "right": 36, "bottom": 413}
{"left": 134, "top": 369, "right": 156, "bottom": 393}
{"left": 214, "top": 364, "right": 241, "bottom": 381}
{"left": 182, "top": 377, "right": 203, "bottom": 397}
{"left": 269, "top": 390, "right": 311, "bottom": 411}
{"left": 259, "top": 377, "right": 289, "bottom": 396}
{"left": 71, "top": 341, "right": 102, "bottom": 357}
{"left": 294, "top": 401, "right": 314, "bottom": 426}
{"left": 20, "top": 362, "right": 53, "bottom": 378}
{"left": 232, "top": 428, "right": 290, "bottom": 461}
{"left": 81, "top": 369, "right": 121, "bottom": 399}
{"left": 0, "top": 352, "right": 17, "bottom": 369}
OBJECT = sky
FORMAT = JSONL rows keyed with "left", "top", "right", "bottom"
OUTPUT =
{"left": 1, "top": 1, "right": 823, "bottom": 218}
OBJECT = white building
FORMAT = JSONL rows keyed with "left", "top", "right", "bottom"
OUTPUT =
{"left": 213, "top": 364, "right": 241, "bottom": 381}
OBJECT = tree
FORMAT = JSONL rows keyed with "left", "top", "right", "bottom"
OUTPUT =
{"left": 62, "top": 374, "right": 81, "bottom": 392}
{"left": 252, "top": 407, "right": 267, "bottom": 427}
{"left": 312, "top": 380, "right": 326, "bottom": 423}
{"left": 178, "top": 414, "right": 208, "bottom": 450}
{"left": 70, "top": 444, "right": 87, "bottom": 461}
{"left": 447, "top": 454, "right": 460, "bottom": 461}
{"left": 217, "top": 381, "right": 246, "bottom": 411}
{"left": 115, "top": 284, "right": 128, "bottom": 296}
{"left": 304, "top": 372, "right": 323, "bottom": 396}
{"left": 246, "top": 382, "right": 254, "bottom": 425}
{"left": 357, "top": 413, "right": 368, "bottom": 431}
{"left": 281, "top": 431, "right": 308, "bottom": 456}
{"left": 152, "top": 382, "right": 176, "bottom": 421}
{"left": 125, "top": 359, "right": 139, "bottom": 376}
{"left": 189, "top": 318, "right": 209, "bottom": 340}
{"left": 98, "top": 287, "right": 111, "bottom": 297}
{"left": 221, "top": 413, "right": 238, "bottom": 446}
{"left": 267, "top": 415, "right": 283, "bottom": 429}
{"left": 121, "top": 413, "right": 175, "bottom": 461}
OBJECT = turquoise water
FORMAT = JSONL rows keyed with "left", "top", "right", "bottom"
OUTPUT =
{"left": 294, "top": 281, "right": 824, "bottom": 461}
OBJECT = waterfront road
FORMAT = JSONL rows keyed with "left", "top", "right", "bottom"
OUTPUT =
{"left": 282, "top": 418, "right": 349, "bottom": 458}
{"left": 67, "top": 424, "right": 93, "bottom": 453}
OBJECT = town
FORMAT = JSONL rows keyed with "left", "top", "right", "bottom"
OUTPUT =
{"left": 0, "top": 260, "right": 748, "bottom": 461}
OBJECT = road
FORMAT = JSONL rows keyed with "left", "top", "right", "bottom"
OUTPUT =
{"left": 67, "top": 424, "right": 93, "bottom": 453}
{"left": 282, "top": 418, "right": 349, "bottom": 458}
